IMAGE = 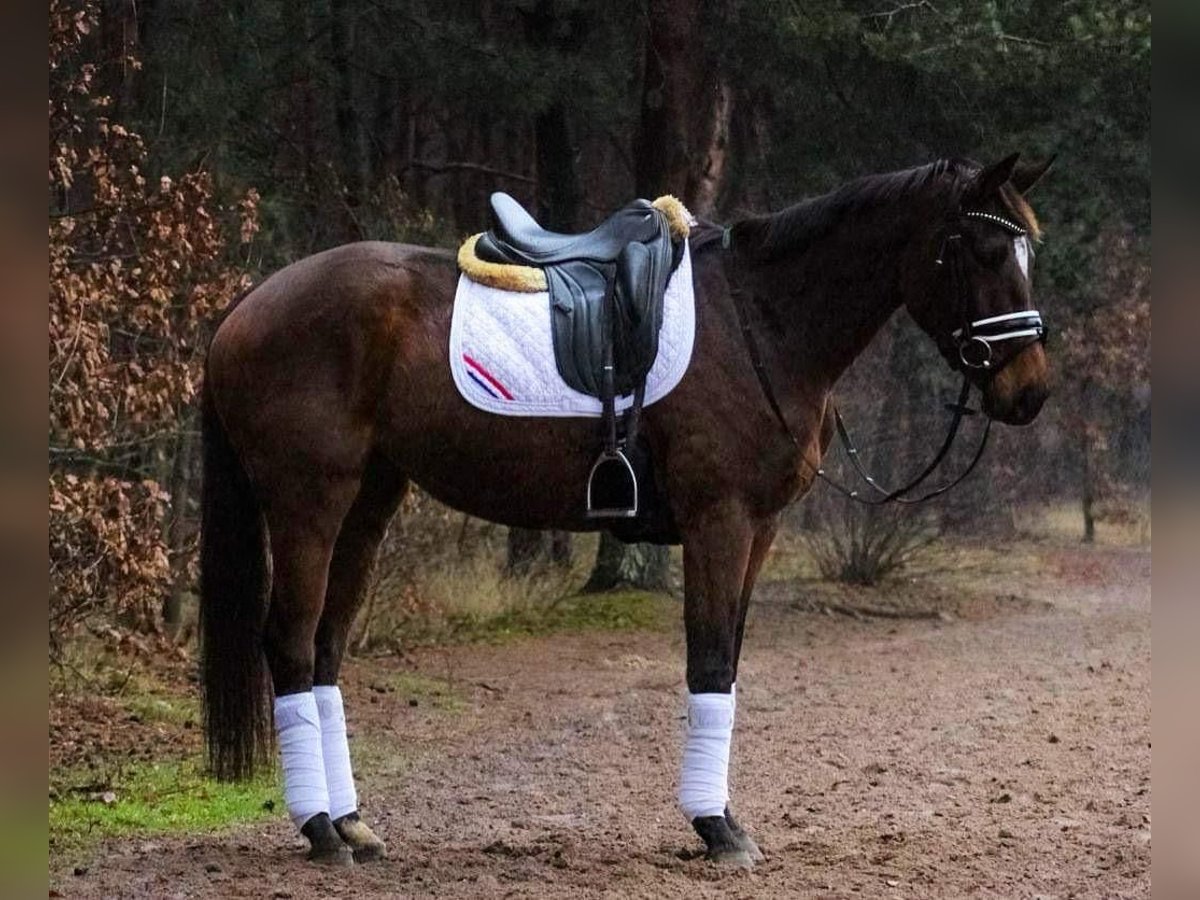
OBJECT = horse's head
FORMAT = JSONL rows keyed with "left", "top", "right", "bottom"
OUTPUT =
{"left": 906, "top": 153, "right": 1054, "bottom": 426}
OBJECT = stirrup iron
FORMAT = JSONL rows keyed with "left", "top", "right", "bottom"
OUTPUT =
{"left": 586, "top": 448, "right": 639, "bottom": 519}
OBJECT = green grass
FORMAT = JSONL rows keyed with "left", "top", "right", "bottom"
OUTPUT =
{"left": 758, "top": 530, "right": 822, "bottom": 583}
{"left": 49, "top": 757, "right": 280, "bottom": 852}
{"left": 377, "top": 584, "right": 679, "bottom": 648}
{"left": 388, "top": 671, "right": 468, "bottom": 712}
{"left": 451, "top": 588, "right": 677, "bottom": 642}
{"left": 123, "top": 691, "right": 199, "bottom": 727}
{"left": 1012, "top": 498, "right": 1151, "bottom": 545}
{"left": 363, "top": 532, "right": 681, "bottom": 651}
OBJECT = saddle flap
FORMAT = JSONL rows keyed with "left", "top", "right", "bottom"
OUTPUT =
{"left": 610, "top": 224, "right": 673, "bottom": 390}
{"left": 616, "top": 242, "right": 652, "bottom": 328}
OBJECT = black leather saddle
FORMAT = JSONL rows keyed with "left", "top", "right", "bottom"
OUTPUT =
{"left": 473, "top": 192, "right": 683, "bottom": 523}
{"left": 478, "top": 193, "right": 665, "bottom": 265}
{"left": 474, "top": 192, "right": 679, "bottom": 397}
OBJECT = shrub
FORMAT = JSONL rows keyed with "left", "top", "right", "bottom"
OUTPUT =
{"left": 49, "top": 0, "right": 257, "bottom": 647}
{"left": 803, "top": 492, "right": 941, "bottom": 586}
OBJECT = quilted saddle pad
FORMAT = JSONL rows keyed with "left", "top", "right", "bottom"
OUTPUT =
{"left": 449, "top": 240, "right": 695, "bottom": 417}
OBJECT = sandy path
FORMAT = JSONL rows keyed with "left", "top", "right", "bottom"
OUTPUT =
{"left": 52, "top": 544, "right": 1150, "bottom": 898}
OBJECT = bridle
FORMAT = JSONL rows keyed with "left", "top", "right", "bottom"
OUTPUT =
{"left": 726, "top": 208, "right": 1047, "bottom": 506}
{"left": 943, "top": 211, "right": 1047, "bottom": 374}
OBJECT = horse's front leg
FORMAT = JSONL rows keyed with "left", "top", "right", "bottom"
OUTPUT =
{"left": 678, "top": 503, "right": 758, "bottom": 867}
{"left": 720, "top": 517, "right": 780, "bottom": 864}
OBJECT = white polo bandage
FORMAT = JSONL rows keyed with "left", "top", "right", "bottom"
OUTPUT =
{"left": 678, "top": 689, "right": 736, "bottom": 820}
{"left": 313, "top": 685, "right": 358, "bottom": 819}
{"left": 274, "top": 691, "right": 330, "bottom": 828}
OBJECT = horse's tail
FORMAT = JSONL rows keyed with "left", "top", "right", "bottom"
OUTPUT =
{"left": 199, "top": 356, "right": 272, "bottom": 782}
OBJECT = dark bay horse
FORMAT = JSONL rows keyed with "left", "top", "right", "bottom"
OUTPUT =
{"left": 200, "top": 154, "right": 1052, "bottom": 867}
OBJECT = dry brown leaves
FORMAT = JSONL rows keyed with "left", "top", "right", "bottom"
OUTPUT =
{"left": 49, "top": 0, "right": 258, "bottom": 647}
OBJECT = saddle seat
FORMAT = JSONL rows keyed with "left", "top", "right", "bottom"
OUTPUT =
{"left": 475, "top": 194, "right": 666, "bottom": 266}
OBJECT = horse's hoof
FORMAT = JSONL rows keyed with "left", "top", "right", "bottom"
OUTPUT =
{"left": 725, "top": 806, "right": 766, "bottom": 863}
{"left": 334, "top": 812, "right": 388, "bottom": 863}
{"left": 692, "top": 814, "right": 756, "bottom": 869}
{"left": 302, "top": 813, "right": 354, "bottom": 867}
{"left": 307, "top": 844, "right": 355, "bottom": 867}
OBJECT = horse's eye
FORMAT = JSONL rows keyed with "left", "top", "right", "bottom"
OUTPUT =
{"left": 969, "top": 237, "right": 1008, "bottom": 268}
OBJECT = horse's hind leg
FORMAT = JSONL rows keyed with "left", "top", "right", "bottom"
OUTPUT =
{"left": 313, "top": 452, "right": 408, "bottom": 863}
{"left": 262, "top": 471, "right": 362, "bottom": 866}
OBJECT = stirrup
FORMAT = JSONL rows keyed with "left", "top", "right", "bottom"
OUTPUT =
{"left": 586, "top": 448, "right": 639, "bottom": 519}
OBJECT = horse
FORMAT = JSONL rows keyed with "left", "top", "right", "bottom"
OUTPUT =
{"left": 199, "top": 153, "right": 1053, "bottom": 867}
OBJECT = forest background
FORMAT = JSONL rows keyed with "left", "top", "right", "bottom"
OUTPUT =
{"left": 48, "top": 0, "right": 1150, "bottom": 653}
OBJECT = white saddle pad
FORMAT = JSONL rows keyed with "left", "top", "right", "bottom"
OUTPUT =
{"left": 449, "top": 241, "right": 696, "bottom": 417}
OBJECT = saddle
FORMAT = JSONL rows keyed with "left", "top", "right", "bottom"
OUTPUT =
{"left": 461, "top": 192, "right": 691, "bottom": 522}
{"left": 473, "top": 193, "right": 682, "bottom": 397}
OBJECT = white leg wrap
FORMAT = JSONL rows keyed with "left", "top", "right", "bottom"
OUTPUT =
{"left": 313, "top": 685, "right": 358, "bottom": 820}
{"left": 678, "top": 689, "right": 735, "bottom": 821}
{"left": 274, "top": 692, "right": 330, "bottom": 829}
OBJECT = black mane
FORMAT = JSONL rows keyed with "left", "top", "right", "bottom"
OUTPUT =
{"left": 729, "top": 159, "right": 975, "bottom": 261}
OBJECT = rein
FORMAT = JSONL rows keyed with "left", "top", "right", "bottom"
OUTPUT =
{"left": 723, "top": 209, "right": 1043, "bottom": 506}
{"left": 823, "top": 380, "right": 989, "bottom": 504}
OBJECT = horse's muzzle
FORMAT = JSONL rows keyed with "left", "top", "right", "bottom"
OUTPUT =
{"left": 988, "top": 383, "right": 1048, "bottom": 425}
{"left": 981, "top": 343, "right": 1049, "bottom": 425}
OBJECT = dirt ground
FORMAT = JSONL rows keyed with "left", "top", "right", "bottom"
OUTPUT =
{"left": 50, "top": 543, "right": 1151, "bottom": 899}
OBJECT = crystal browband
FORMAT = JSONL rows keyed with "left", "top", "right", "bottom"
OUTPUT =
{"left": 963, "top": 211, "right": 1028, "bottom": 236}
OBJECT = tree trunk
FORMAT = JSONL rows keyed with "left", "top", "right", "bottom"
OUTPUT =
{"left": 633, "top": 0, "right": 731, "bottom": 214}
{"left": 506, "top": 527, "right": 547, "bottom": 577}
{"left": 534, "top": 101, "right": 583, "bottom": 230}
{"left": 161, "top": 418, "right": 196, "bottom": 633}
{"left": 583, "top": 533, "right": 670, "bottom": 593}
{"left": 550, "top": 530, "right": 572, "bottom": 567}
{"left": 689, "top": 81, "right": 732, "bottom": 216}
{"left": 1079, "top": 378, "right": 1097, "bottom": 543}
{"left": 580, "top": 0, "right": 729, "bottom": 593}
{"left": 329, "top": 0, "right": 367, "bottom": 239}
{"left": 295, "top": 0, "right": 321, "bottom": 250}
{"left": 504, "top": 527, "right": 572, "bottom": 575}
{"left": 1081, "top": 430, "right": 1096, "bottom": 543}
{"left": 501, "top": 0, "right": 585, "bottom": 577}
{"left": 371, "top": 70, "right": 397, "bottom": 183}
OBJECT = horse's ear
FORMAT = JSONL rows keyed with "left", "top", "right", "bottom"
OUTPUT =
{"left": 967, "top": 152, "right": 1021, "bottom": 201}
{"left": 1011, "top": 154, "right": 1057, "bottom": 195}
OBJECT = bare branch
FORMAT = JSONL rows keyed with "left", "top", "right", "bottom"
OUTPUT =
{"left": 401, "top": 159, "right": 537, "bottom": 186}
{"left": 864, "top": 1, "right": 944, "bottom": 27}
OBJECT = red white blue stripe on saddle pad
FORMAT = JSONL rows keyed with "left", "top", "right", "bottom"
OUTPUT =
{"left": 449, "top": 241, "right": 696, "bottom": 417}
